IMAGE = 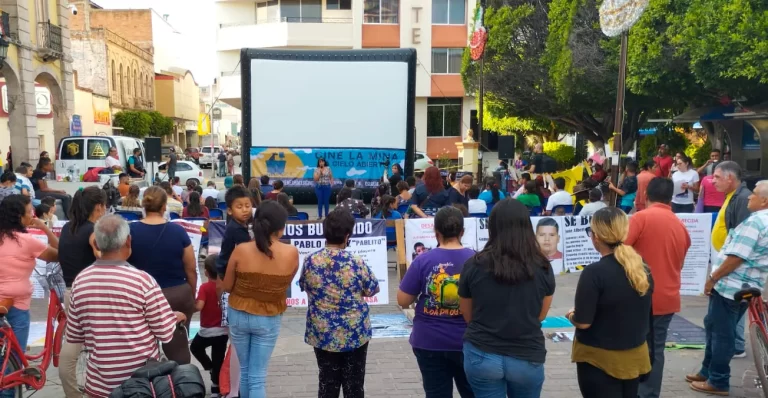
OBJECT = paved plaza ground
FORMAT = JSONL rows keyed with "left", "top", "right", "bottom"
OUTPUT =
{"left": 25, "top": 259, "right": 761, "bottom": 398}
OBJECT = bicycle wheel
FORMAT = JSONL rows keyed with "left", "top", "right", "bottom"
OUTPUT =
{"left": 0, "top": 352, "right": 24, "bottom": 398}
{"left": 749, "top": 323, "right": 768, "bottom": 397}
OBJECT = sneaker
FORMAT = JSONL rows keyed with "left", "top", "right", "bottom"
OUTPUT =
{"left": 734, "top": 351, "right": 747, "bottom": 359}
{"left": 211, "top": 384, "right": 220, "bottom": 398}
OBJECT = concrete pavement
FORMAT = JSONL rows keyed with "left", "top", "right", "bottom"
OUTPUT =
{"left": 22, "top": 258, "right": 762, "bottom": 397}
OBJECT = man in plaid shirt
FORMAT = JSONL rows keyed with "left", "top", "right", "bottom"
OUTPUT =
{"left": 687, "top": 180, "right": 768, "bottom": 396}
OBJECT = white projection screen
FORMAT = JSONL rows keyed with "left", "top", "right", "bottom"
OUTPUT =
{"left": 240, "top": 49, "right": 417, "bottom": 194}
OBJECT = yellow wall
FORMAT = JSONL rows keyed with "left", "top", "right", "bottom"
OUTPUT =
{"left": 74, "top": 88, "right": 94, "bottom": 136}
{"left": 154, "top": 77, "right": 175, "bottom": 117}
{"left": 175, "top": 72, "right": 199, "bottom": 121}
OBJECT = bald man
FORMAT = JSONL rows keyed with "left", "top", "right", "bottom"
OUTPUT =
{"left": 527, "top": 143, "right": 544, "bottom": 174}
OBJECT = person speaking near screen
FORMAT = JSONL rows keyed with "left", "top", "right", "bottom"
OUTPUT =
{"left": 314, "top": 157, "right": 333, "bottom": 219}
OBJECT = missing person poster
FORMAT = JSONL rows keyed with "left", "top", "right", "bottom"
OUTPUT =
{"left": 404, "top": 218, "right": 478, "bottom": 265}
{"left": 562, "top": 215, "right": 601, "bottom": 273}
{"left": 475, "top": 217, "right": 566, "bottom": 274}
{"left": 677, "top": 213, "right": 712, "bottom": 296}
{"left": 284, "top": 219, "right": 389, "bottom": 306}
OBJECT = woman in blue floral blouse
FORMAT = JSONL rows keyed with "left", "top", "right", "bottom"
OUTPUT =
{"left": 299, "top": 208, "right": 380, "bottom": 398}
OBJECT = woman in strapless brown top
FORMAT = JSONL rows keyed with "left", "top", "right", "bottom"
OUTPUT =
{"left": 223, "top": 200, "right": 299, "bottom": 398}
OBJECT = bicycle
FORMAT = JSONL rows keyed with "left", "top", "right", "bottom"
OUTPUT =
{"left": 0, "top": 263, "right": 66, "bottom": 397}
{"left": 736, "top": 286, "right": 768, "bottom": 397}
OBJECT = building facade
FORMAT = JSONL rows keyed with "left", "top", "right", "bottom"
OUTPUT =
{"left": 215, "top": 0, "right": 477, "bottom": 159}
{"left": 0, "top": 0, "right": 75, "bottom": 163}
{"left": 155, "top": 68, "right": 200, "bottom": 148}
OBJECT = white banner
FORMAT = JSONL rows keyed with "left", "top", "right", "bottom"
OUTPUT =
{"left": 286, "top": 220, "right": 389, "bottom": 307}
{"left": 406, "top": 213, "right": 713, "bottom": 296}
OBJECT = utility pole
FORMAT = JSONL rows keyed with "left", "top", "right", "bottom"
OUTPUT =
{"left": 609, "top": 32, "right": 628, "bottom": 206}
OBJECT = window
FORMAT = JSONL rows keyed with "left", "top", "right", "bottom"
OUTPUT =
{"left": 432, "top": 0, "right": 465, "bottom": 24}
{"left": 255, "top": 0, "right": 279, "bottom": 23}
{"left": 427, "top": 98, "right": 462, "bottom": 137}
{"left": 140, "top": 72, "right": 144, "bottom": 98}
{"left": 431, "top": 48, "right": 463, "bottom": 74}
{"left": 61, "top": 139, "right": 84, "bottom": 160}
{"left": 326, "top": 0, "right": 351, "bottom": 10}
{"left": 111, "top": 60, "right": 116, "bottom": 91}
{"left": 134, "top": 70, "right": 138, "bottom": 99}
{"left": 119, "top": 63, "right": 124, "bottom": 100}
{"left": 127, "top": 67, "right": 132, "bottom": 96}
{"left": 364, "top": 0, "right": 398, "bottom": 23}
{"left": 86, "top": 139, "right": 111, "bottom": 160}
{"left": 280, "top": 0, "right": 321, "bottom": 22}
{"left": 177, "top": 163, "right": 193, "bottom": 172}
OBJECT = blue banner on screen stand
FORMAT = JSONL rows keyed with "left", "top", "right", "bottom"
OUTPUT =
{"left": 250, "top": 147, "right": 406, "bottom": 188}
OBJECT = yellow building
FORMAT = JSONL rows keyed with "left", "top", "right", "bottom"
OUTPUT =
{"left": 0, "top": 0, "right": 75, "bottom": 163}
{"left": 154, "top": 68, "right": 200, "bottom": 147}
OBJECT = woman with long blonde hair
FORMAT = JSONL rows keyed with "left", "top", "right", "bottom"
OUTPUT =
{"left": 566, "top": 207, "right": 653, "bottom": 398}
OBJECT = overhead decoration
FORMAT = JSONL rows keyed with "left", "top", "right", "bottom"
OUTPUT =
{"left": 469, "top": 6, "right": 488, "bottom": 61}
{"left": 598, "top": 0, "right": 649, "bottom": 37}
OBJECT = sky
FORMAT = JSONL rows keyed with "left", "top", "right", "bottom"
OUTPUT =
{"left": 94, "top": 0, "right": 217, "bottom": 86}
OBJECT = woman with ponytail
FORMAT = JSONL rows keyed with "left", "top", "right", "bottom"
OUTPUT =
{"left": 374, "top": 195, "right": 402, "bottom": 220}
{"left": 478, "top": 177, "right": 506, "bottom": 205}
{"left": 566, "top": 207, "right": 653, "bottom": 397}
{"left": 223, "top": 200, "right": 299, "bottom": 397}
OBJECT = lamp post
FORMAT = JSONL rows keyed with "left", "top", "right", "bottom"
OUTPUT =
{"left": 469, "top": 1, "right": 488, "bottom": 183}
{"left": 598, "top": 0, "right": 648, "bottom": 204}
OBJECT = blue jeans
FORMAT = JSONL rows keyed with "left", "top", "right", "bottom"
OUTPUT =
{"left": 227, "top": 308, "right": 281, "bottom": 398}
{"left": 1, "top": 307, "right": 29, "bottom": 398}
{"left": 218, "top": 161, "right": 226, "bottom": 177}
{"left": 413, "top": 348, "right": 474, "bottom": 398}
{"left": 638, "top": 314, "right": 673, "bottom": 398}
{"left": 735, "top": 312, "right": 746, "bottom": 353}
{"left": 697, "top": 290, "right": 747, "bottom": 391}
{"left": 315, "top": 184, "right": 331, "bottom": 218}
{"left": 463, "top": 341, "right": 544, "bottom": 398}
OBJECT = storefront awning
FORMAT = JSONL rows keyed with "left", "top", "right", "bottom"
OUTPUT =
{"left": 672, "top": 106, "right": 736, "bottom": 123}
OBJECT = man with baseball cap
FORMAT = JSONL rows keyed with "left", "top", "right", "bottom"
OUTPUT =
{"left": 654, "top": 144, "right": 674, "bottom": 178}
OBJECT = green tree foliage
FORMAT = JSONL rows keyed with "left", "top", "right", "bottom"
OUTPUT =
{"left": 148, "top": 111, "right": 174, "bottom": 137}
{"left": 483, "top": 102, "right": 566, "bottom": 142}
{"left": 543, "top": 142, "right": 576, "bottom": 168}
{"left": 113, "top": 111, "right": 152, "bottom": 138}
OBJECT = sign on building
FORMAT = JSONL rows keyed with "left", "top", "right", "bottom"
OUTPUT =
{"left": 212, "top": 107, "right": 222, "bottom": 121}
{"left": 70, "top": 115, "right": 82, "bottom": 136}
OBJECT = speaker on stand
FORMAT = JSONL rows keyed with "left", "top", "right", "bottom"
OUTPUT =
{"left": 498, "top": 135, "right": 516, "bottom": 161}
{"left": 144, "top": 137, "right": 162, "bottom": 184}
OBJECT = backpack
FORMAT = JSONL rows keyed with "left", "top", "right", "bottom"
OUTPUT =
{"left": 102, "top": 180, "right": 121, "bottom": 209}
{"left": 109, "top": 360, "right": 205, "bottom": 398}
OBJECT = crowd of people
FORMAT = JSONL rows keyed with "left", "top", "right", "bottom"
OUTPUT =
{"left": 0, "top": 139, "right": 766, "bottom": 398}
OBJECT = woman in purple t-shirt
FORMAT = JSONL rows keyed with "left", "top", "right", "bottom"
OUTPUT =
{"left": 398, "top": 206, "right": 475, "bottom": 397}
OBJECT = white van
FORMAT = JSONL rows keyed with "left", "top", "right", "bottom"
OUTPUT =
{"left": 199, "top": 145, "right": 224, "bottom": 168}
{"left": 55, "top": 136, "right": 147, "bottom": 182}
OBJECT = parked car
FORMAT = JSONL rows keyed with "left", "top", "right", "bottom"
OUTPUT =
{"left": 199, "top": 145, "right": 224, "bottom": 169}
{"left": 414, "top": 151, "right": 434, "bottom": 171}
{"left": 156, "top": 160, "right": 204, "bottom": 185}
{"left": 184, "top": 147, "right": 201, "bottom": 163}
{"left": 56, "top": 136, "right": 147, "bottom": 182}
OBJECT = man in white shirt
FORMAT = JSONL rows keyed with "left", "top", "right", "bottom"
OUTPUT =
{"left": 171, "top": 177, "right": 184, "bottom": 198}
{"left": 578, "top": 188, "right": 607, "bottom": 217}
{"left": 202, "top": 181, "right": 220, "bottom": 201}
{"left": 467, "top": 185, "right": 487, "bottom": 214}
{"left": 105, "top": 147, "right": 122, "bottom": 172}
{"left": 513, "top": 173, "right": 531, "bottom": 198}
{"left": 545, "top": 177, "right": 573, "bottom": 215}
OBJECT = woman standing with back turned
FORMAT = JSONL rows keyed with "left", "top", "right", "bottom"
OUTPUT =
{"left": 458, "top": 199, "right": 555, "bottom": 397}
{"left": 224, "top": 200, "right": 299, "bottom": 398}
{"left": 566, "top": 207, "right": 652, "bottom": 397}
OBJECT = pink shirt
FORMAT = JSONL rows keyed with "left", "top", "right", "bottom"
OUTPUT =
{"left": 700, "top": 175, "right": 725, "bottom": 207}
{"left": 0, "top": 232, "right": 47, "bottom": 310}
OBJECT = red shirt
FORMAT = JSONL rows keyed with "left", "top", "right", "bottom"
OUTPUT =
{"left": 654, "top": 155, "right": 673, "bottom": 178}
{"left": 625, "top": 203, "right": 691, "bottom": 315}
{"left": 699, "top": 175, "right": 726, "bottom": 207}
{"left": 182, "top": 206, "right": 209, "bottom": 219}
{"left": 634, "top": 170, "right": 655, "bottom": 211}
{"left": 197, "top": 281, "right": 223, "bottom": 328}
{"left": 266, "top": 191, "right": 280, "bottom": 201}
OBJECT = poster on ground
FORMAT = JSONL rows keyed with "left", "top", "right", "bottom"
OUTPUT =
{"left": 285, "top": 219, "right": 389, "bottom": 306}
{"left": 404, "top": 218, "right": 478, "bottom": 264}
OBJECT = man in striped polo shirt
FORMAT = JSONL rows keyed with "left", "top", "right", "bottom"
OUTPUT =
{"left": 65, "top": 215, "right": 185, "bottom": 397}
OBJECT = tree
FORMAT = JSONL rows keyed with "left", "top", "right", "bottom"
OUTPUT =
{"left": 113, "top": 111, "right": 151, "bottom": 138}
{"left": 148, "top": 111, "right": 174, "bottom": 137}
{"left": 483, "top": 101, "right": 567, "bottom": 142}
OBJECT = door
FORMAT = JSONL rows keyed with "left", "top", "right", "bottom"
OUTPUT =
{"left": 57, "top": 138, "right": 85, "bottom": 179}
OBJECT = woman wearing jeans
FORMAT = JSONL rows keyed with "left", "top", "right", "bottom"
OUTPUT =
{"left": 223, "top": 200, "right": 298, "bottom": 398}
{"left": 314, "top": 157, "right": 333, "bottom": 219}
{"left": 300, "top": 209, "right": 379, "bottom": 398}
{"left": 398, "top": 206, "right": 475, "bottom": 397}
{"left": 458, "top": 199, "right": 555, "bottom": 398}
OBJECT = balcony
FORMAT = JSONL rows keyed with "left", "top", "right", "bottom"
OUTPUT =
{"left": 217, "top": 17, "right": 353, "bottom": 51}
{"left": 37, "top": 21, "right": 63, "bottom": 60}
{"left": 218, "top": 72, "right": 243, "bottom": 109}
